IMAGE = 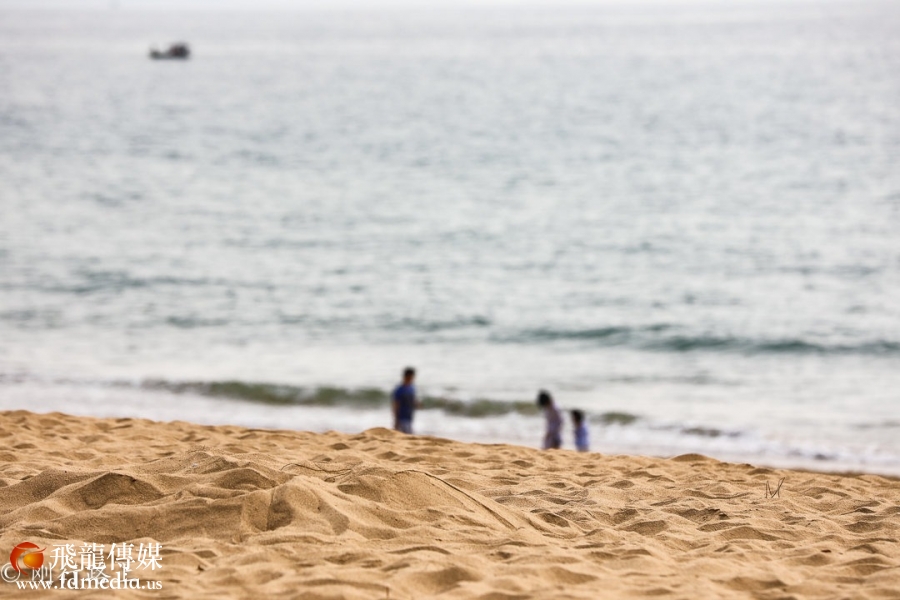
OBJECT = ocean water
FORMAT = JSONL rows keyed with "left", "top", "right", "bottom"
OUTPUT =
{"left": 1, "top": 3, "right": 899, "bottom": 474}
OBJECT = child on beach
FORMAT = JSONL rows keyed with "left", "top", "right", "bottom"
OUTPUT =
{"left": 392, "top": 367, "right": 420, "bottom": 434}
{"left": 536, "top": 390, "right": 562, "bottom": 450}
{"left": 571, "top": 409, "right": 589, "bottom": 452}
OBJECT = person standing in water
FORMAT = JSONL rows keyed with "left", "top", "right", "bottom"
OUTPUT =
{"left": 392, "top": 367, "right": 420, "bottom": 434}
{"left": 537, "top": 390, "right": 562, "bottom": 449}
{"left": 571, "top": 409, "right": 590, "bottom": 452}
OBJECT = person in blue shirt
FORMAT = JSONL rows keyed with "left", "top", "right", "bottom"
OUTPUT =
{"left": 571, "top": 409, "right": 590, "bottom": 452}
{"left": 392, "top": 367, "right": 420, "bottom": 434}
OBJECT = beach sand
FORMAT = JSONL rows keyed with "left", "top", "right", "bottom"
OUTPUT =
{"left": 1, "top": 410, "right": 898, "bottom": 599}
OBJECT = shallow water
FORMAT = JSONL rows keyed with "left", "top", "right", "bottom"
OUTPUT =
{"left": 1, "top": 3, "right": 899, "bottom": 473}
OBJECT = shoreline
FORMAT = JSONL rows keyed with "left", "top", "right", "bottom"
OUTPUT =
{"left": 4, "top": 377, "right": 899, "bottom": 478}
{"left": 2, "top": 409, "right": 899, "bottom": 598}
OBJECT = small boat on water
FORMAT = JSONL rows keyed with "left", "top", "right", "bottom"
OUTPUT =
{"left": 149, "top": 43, "right": 190, "bottom": 60}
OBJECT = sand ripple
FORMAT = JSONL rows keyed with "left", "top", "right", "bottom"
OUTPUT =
{"left": 1, "top": 410, "right": 899, "bottom": 599}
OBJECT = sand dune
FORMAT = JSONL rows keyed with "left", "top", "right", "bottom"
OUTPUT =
{"left": 1, "top": 410, "right": 898, "bottom": 599}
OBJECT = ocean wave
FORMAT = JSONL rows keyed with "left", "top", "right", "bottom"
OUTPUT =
{"left": 141, "top": 380, "right": 387, "bottom": 408}
{"left": 501, "top": 326, "right": 900, "bottom": 356}
{"left": 138, "top": 379, "right": 649, "bottom": 422}
{"left": 165, "top": 316, "right": 230, "bottom": 329}
{"left": 151, "top": 379, "right": 547, "bottom": 418}
{"left": 392, "top": 316, "right": 492, "bottom": 332}
{"left": 30, "top": 271, "right": 288, "bottom": 296}
{"left": 854, "top": 420, "right": 900, "bottom": 430}
{"left": 676, "top": 426, "right": 741, "bottom": 439}
{"left": 512, "top": 326, "right": 635, "bottom": 342}
{"left": 647, "top": 336, "right": 900, "bottom": 355}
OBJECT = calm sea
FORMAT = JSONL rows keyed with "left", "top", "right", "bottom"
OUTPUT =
{"left": 1, "top": 3, "right": 899, "bottom": 473}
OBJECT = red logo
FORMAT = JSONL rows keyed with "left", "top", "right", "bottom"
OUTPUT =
{"left": 9, "top": 542, "right": 44, "bottom": 573}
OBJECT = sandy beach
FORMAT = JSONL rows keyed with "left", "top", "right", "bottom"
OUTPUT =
{"left": 1, "top": 409, "right": 898, "bottom": 599}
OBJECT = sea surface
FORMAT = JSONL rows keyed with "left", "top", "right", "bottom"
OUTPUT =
{"left": 1, "top": 3, "right": 899, "bottom": 474}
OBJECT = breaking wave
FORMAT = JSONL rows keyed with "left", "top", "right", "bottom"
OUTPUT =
{"left": 138, "top": 379, "right": 649, "bottom": 422}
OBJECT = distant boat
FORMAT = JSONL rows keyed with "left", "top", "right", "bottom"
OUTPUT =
{"left": 149, "top": 43, "right": 190, "bottom": 60}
